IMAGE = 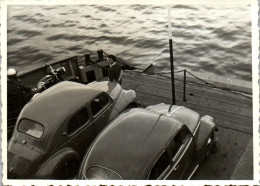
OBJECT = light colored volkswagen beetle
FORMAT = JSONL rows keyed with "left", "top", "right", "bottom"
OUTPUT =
{"left": 78, "top": 103, "right": 217, "bottom": 180}
{"left": 8, "top": 80, "right": 137, "bottom": 179}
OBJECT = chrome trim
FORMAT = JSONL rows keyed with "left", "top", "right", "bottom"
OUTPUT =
{"left": 164, "top": 136, "right": 193, "bottom": 179}
{"left": 187, "top": 164, "right": 199, "bottom": 180}
{"left": 157, "top": 165, "right": 171, "bottom": 180}
{"left": 84, "top": 165, "right": 123, "bottom": 180}
{"left": 193, "top": 121, "right": 200, "bottom": 136}
{"left": 147, "top": 150, "right": 170, "bottom": 180}
{"left": 166, "top": 106, "right": 181, "bottom": 116}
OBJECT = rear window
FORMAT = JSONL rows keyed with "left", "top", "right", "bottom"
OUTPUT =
{"left": 85, "top": 166, "right": 122, "bottom": 180}
{"left": 18, "top": 119, "right": 44, "bottom": 139}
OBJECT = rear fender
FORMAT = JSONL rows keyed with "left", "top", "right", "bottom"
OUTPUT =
{"left": 34, "top": 148, "right": 80, "bottom": 179}
{"left": 195, "top": 115, "right": 216, "bottom": 162}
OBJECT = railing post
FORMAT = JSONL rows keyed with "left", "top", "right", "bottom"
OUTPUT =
{"left": 183, "top": 69, "right": 186, "bottom": 101}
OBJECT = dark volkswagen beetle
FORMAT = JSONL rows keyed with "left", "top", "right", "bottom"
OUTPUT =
{"left": 78, "top": 103, "right": 217, "bottom": 180}
{"left": 8, "top": 80, "right": 136, "bottom": 179}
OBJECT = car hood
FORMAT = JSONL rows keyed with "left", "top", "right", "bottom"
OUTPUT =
{"left": 146, "top": 103, "right": 200, "bottom": 133}
{"left": 79, "top": 108, "right": 182, "bottom": 179}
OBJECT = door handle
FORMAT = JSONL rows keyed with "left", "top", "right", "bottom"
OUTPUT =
{"left": 174, "top": 164, "right": 179, "bottom": 171}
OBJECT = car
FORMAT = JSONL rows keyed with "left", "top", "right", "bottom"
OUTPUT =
{"left": 7, "top": 80, "right": 137, "bottom": 179}
{"left": 77, "top": 103, "right": 217, "bottom": 180}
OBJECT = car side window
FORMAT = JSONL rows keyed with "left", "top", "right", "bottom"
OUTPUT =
{"left": 91, "top": 93, "right": 110, "bottom": 116}
{"left": 180, "top": 126, "right": 189, "bottom": 143}
{"left": 169, "top": 127, "right": 190, "bottom": 158}
{"left": 148, "top": 151, "right": 170, "bottom": 180}
{"left": 67, "top": 106, "right": 89, "bottom": 135}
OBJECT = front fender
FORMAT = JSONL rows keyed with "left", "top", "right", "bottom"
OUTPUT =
{"left": 109, "top": 89, "right": 136, "bottom": 121}
{"left": 195, "top": 115, "right": 216, "bottom": 160}
{"left": 122, "top": 89, "right": 136, "bottom": 105}
{"left": 34, "top": 148, "right": 80, "bottom": 179}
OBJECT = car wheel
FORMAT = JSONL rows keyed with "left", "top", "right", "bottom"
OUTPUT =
{"left": 126, "top": 102, "right": 138, "bottom": 109}
{"left": 56, "top": 159, "right": 79, "bottom": 179}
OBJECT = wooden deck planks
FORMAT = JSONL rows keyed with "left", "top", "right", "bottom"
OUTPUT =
{"left": 192, "top": 126, "right": 252, "bottom": 179}
{"left": 124, "top": 71, "right": 252, "bottom": 106}
{"left": 122, "top": 71, "right": 253, "bottom": 134}
{"left": 230, "top": 137, "right": 253, "bottom": 180}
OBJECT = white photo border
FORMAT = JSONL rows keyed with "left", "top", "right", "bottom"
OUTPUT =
{"left": 1, "top": 0, "right": 259, "bottom": 185}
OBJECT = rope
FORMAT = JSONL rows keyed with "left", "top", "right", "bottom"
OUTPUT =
{"left": 160, "top": 70, "right": 185, "bottom": 74}
{"left": 185, "top": 71, "right": 252, "bottom": 98}
{"left": 124, "top": 67, "right": 252, "bottom": 99}
{"left": 186, "top": 71, "right": 217, "bottom": 88}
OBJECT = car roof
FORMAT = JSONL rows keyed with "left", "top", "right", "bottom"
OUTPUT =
{"left": 19, "top": 81, "right": 103, "bottom": 132}
{"left": 82, "top": 108, "right": 182, "bottom": 179}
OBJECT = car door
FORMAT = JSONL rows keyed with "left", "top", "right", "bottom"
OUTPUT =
{"left": 56, "top": 106, "right": 95, "bottom": 157}
{"left": 90, "top": 93, "right": 113, "bottom": 134}
{"left": 165, "top": 126, "right": 194, "bottom": 179}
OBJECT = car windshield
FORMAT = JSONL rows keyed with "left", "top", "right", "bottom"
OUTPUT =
{"left": 85, "top": 166, "right": 122, "bottom": 180}
{"left": 18, "top": 119, "right": 44, "bottom": 139}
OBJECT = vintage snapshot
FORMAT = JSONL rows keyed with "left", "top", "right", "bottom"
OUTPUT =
{"left": 1, "top": 0, "right": 259, "bottom": 185}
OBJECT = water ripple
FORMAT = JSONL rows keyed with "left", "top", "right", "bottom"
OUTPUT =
{"left": 16, "top": 30, "right": 42, "bottom": 37}
{"left": 173, "top": 5, "right": 198, "bottom": 10}
{"left": 7, "top": 4, "right": 252, "bottom": 82}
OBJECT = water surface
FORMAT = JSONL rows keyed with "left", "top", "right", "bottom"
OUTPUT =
{"left": 7, "top": 4, "right": 252, "bottom": 82}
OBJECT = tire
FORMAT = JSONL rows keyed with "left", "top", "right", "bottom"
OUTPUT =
{"left": 126, "top": 102, "right": 138, "bottom": 109}
{"left": 35, "top": 149, "right": 80, "bottom": 179}
{"left": 54, "top": 158, "right": 80, "bottom": 179}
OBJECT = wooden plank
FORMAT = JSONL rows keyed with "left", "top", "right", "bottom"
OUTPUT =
{"left": 133, "top": 91, "right": 252, "bottom": 127}
{"left": 134, "top": 94, "right": 252, "bottom": 134}
{"left": 122, "top": 71, "right": 253, "bottom": 134}
{"left": 143, "top": 68, "right": 252, "bottom": 94}
{"left": 123, "top": 71, "right": 252, "bottom": 106}
{"left": 126, "top": 80, "right": 252, "bottom": 117}
{"left": 183, "top": 103, "right": 252, "bottom": 134}
{"left": 230, "top": 137, "right": 253, "bottom": 179}
{"left": 185, "top": 83, "right": 251, "bottom": 108}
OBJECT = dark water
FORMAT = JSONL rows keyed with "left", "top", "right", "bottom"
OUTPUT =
{"left": 7, "top": 4, "right": 252, "bottom": 82}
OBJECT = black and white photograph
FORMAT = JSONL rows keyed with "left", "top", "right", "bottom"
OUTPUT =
{"left": 1, "top": 0, "right": 259, "bottom": 184}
